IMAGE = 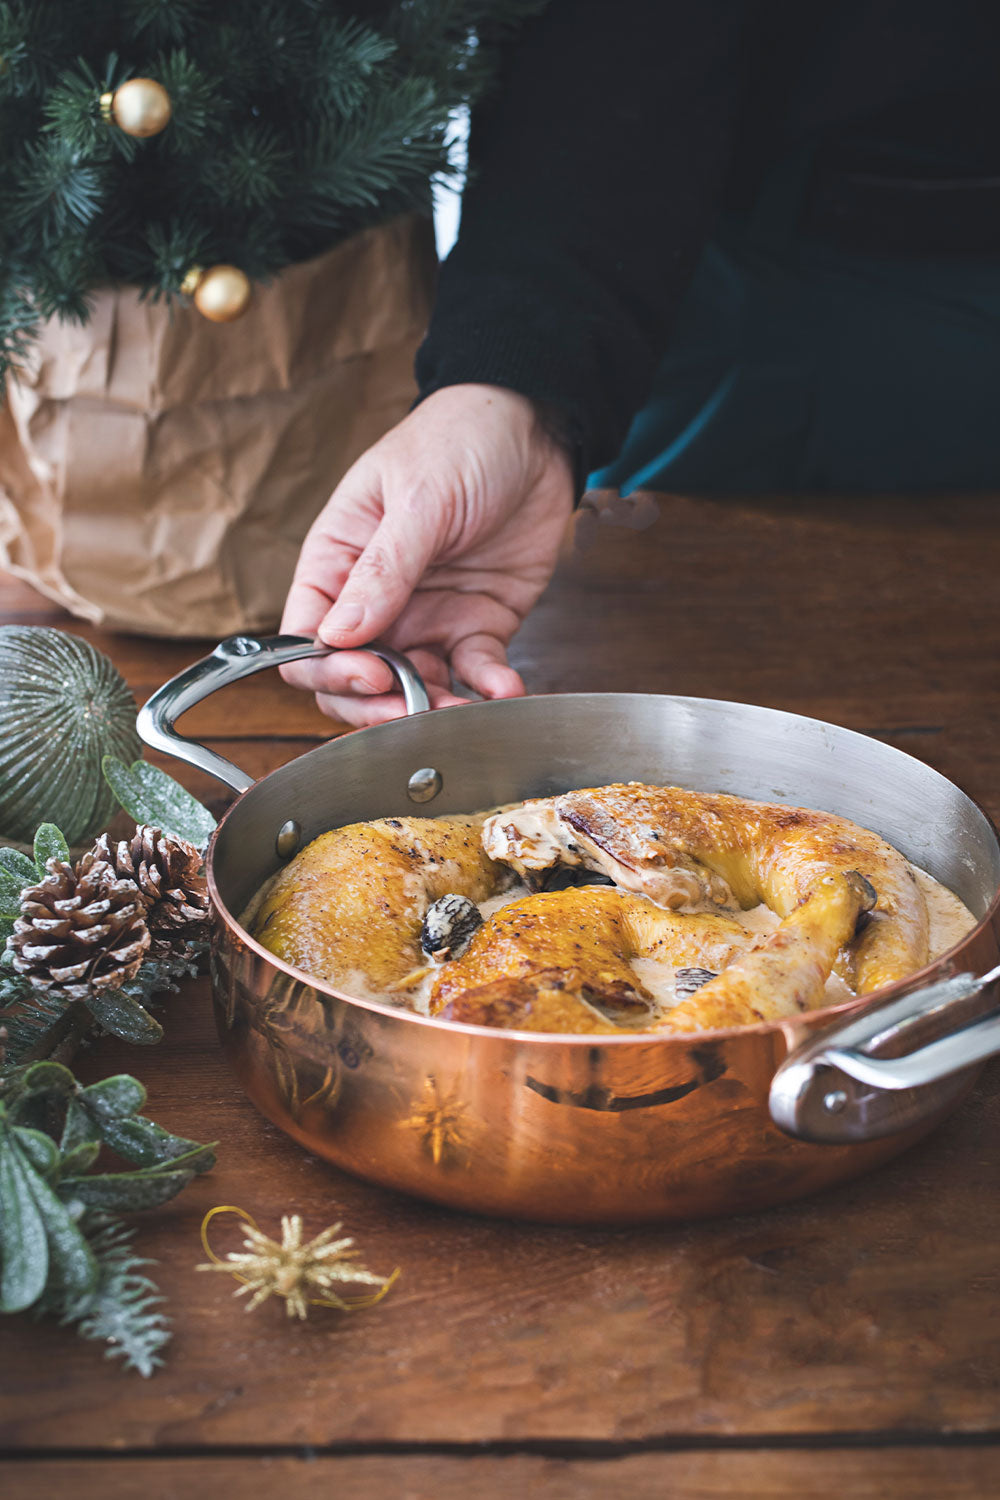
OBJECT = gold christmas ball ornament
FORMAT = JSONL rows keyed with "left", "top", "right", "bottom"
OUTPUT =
{"left": 100, "top": 78, "right": 172, "bottom": 138}
{"left": 182, "top": 263, "right": 253, "bottom": 322}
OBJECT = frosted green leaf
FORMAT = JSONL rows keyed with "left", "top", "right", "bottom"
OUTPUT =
{"left": 59, "top": 1140, "right": 100, "bottom": 1175}
{"left": 18, "top": 1153, "right": 98, "bottom": 1302}
{"left": 33, "top": 823, "right": 70, "bottom": 872}
{"left": 0, "top": 875, "right": 22, "bottom": 920}
{"left": 20, "top": 1061, "right": 78, "bottom": 1099}
{"left": 80, "top": 1075, "right": 147, "bottom": 1121}
{"left": 58, "top": 1166, "right": 198, "bottom": 1213}
{"left": 0, "top": 848, "right": 38, "bottom": 885}
{"left": 60, "top": 1096, "right": 102, "bottom": 1155}
{"left": 0, "top": 848, "right": 39, "bottom": 916}
{"left": 98, "top": 1116, "right": 212, "bottom": 1170}
{"left": 11, "top": 1125, "right": 60, "bottom": 1177}
{"left": 97, "top": 1116, "right": 215, "bottom": 1172}
{"left": 85, "top": 986, "right": 164, "bottom": 1046}
{"left": 0, "top": 1050, "right": 213, "bottom": 1370}
{"left": 102, "top": 758, "right": 216, "bottom": 850}
{"left": 0, "top": 1135, "right": 49, "bottom": 1312}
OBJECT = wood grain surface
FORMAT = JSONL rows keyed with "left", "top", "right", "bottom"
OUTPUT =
{"left": 2, "top": 490, "right": 999, "bottom": 1497}
{"left": 2, "top": 1450, "right": 1000, "bottom": 1500}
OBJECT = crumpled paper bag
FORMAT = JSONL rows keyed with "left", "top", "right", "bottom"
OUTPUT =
{"left": 0, "top": 214, "right": 436, "bottom": 637}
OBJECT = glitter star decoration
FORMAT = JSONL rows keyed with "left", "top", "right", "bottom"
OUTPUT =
{"left": 400, "top": 1075, "right": 468, "bottom": 1166}
{"left": 197, "top": 1206, "right": 398, "bottom": 1320}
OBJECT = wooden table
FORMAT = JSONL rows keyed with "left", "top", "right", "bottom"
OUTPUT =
{"left": 2, "top": 492, "right": 999, "bottom": 1499}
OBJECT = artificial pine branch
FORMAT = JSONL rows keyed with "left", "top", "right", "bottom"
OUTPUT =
{"left": 0, "top": 275, "right": 37, "bottom": 368}
{"left": 43, "top": 59, "right": 137, "bottom": 162}
{"left": 0, "top": 0, "right": 74, "bottom": 99}
{"left": 201, "top": 121, "right": 291, "bottom": 210}
{"left": 62, "top": 1218, "right": 172, "bottom": 1377}
{"left": 0, "top": 0, "right": 551, "bottom": 382}
{"left": 153, "top": 49, "right": 221, "bottom": 153}
{"left": 296, "top": 77, "right": 449, "bottom": 225}
{"left": 10, "top": 138, "right": 108, "bottom": 243}
{"left": 123, "top": 0, "right": 209, "bottom": 49}
{"left": 128, "top": 217, "right": 211, "bottom": 301}
{"left": 29, "top": 243, "right": 99, "bottom": 325}
{"left": 0, "top": 948, "right": 205, "bottom": 1067}
{"left": 247, "top": 0, "right": 324, "bottom": 89}
{"left": 312, "top": 17, "right": 398, "bottom": 118}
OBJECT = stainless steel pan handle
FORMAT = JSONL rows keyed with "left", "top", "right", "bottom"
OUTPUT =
{"left": 136, "top": 633, "right": 430, "bottom": 794}
{"left": 770, "top": 962, "right": 1000, "bottom": 1144}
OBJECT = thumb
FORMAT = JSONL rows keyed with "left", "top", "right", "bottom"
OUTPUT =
{"left": 318, "top": 508, "right": 439, "bottom": 646}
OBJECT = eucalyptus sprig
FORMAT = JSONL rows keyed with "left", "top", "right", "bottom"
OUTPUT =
{"left": 0, "top": 1059, "right": 215, "bottom": 1374}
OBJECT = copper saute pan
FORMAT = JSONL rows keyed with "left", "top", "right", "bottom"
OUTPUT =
{"left": 138, "top": 634, "right": 1000, "bottom": 1225}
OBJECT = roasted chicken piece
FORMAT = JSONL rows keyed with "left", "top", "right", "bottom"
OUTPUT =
{"left": 429, "top": 885, "right": 756, "bottom": 1032}
{"left": 483, "top": 783, "right": 928, "bottom": 996}
{"left": 251, "top": 816, "right": 507, "bottom": 991}
{"left": 662, "top": 870, "right": 875, "bottom": 1030}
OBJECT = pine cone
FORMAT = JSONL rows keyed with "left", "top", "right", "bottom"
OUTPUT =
{"left": 10, "top": 858, "right": 150, "bottom": 999}
{"left": 88, "top": 825, "right": 209, "bottom": 958}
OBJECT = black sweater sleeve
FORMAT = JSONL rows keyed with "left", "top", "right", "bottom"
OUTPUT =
{"left": 415, "top": 0, "right": 751, "bottom": 478}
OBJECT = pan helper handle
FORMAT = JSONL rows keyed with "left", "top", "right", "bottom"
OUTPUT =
{"left": 769, "top": 962, "right": 1000, "bottom": 1145}
{"left": 137, "top": 634, "right": 431, "bottom": 794}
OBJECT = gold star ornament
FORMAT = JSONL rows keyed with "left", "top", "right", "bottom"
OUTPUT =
{"left": 197, "top": 1206, "right": 399, "bottom": 1320}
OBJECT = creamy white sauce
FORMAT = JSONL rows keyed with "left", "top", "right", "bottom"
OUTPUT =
{"left": 911, "top": 864, "right": 977, "bottom": 957}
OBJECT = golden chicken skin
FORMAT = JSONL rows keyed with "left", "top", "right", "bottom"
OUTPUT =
{"left": 428, "top": 884, "right": 756, "bottom": 1031}
{"left": 482, "top": 783, "right": 928, "bottom": 995}
{"left": 250, "top": 815, "right": 507, "bottom": 991}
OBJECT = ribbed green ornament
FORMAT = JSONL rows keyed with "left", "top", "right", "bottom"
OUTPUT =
{"left": 0, "top": 627, "right": 142, "bottom": 845}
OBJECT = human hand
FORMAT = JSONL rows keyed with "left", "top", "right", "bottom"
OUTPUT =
{"left": 279, "top": 383, "right": 575, "bottom": 726}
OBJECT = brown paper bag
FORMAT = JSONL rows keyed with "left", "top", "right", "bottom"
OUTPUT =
{"left": 0, "top": 214, "right": 436, "bottom": 637}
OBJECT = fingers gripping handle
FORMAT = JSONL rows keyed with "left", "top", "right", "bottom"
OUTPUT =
{"left": 136, "top": 633, "right": 431, "bottom": 795}
{"left": 769, "top": 962, "right": 1000, "bottom": 1145}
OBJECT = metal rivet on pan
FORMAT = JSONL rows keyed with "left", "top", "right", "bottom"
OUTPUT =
{"left": 823, "top": 1089, "right": 848, "bottom": 1114}
{"left": 275, "top": 819, "right": 302, "bottom": 859}
{"left": 407, "top": 767, "right": 443, "bottom": 803}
